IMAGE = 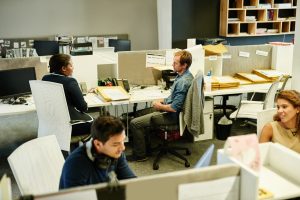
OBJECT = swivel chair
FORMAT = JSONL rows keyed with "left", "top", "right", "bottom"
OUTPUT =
{"left": 8, "top": 135, "right": 64, "bottom": 195}
{"left": 30, "top": 80, "right": 92, "bottom": 152}
{"left": 151, "top": 112, "right": 191, "bottom": 170}
{"left": 151, "top": 71, "right": 204, "bottom": 170}
{"left": 229, "top": 76, "right": 281, "bottom": 126}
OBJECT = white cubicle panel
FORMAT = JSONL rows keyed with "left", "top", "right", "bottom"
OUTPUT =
{"left": 218, "top": 143, "right": 300, "bottom": 200}
{"left": 34, "top": 164, "right": 256, "bottom": 200}
{"left": 185, "top": 45, "right": 205, "bottom": 77}
{"left": 259, "top": 143, "right": 300, "bottom": 199}
{"left": 71, "top": 53, "right": 117, "bottom": 90}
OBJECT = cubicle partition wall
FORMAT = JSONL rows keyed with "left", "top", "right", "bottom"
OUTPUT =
{"left": 222, "top": 45, "right": 273, "bottom": 76}
{"left": 0, "top": 57, "right": 48, "bottom": 80}
{"left": 33, "top": 164, "right": 256, "bottom": 200}
{"left": 117, "top": 50, "right": 165, "bottom": 85}
{"left": 0, "top": 57, "right": 47, "bottom": 151}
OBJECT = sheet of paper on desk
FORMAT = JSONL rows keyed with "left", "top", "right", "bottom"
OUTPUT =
{"left": 178, "top": 176, "right": 239, "bottom": 200}
{"left": 102, "top": 88, "right": 129, "bottom": 101}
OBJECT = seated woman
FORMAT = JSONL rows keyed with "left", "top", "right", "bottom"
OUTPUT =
{"left": 260, "top": 90, "right": 300, "bottom": 153}
{"left": 42, "top": 54, "right": 93, "bottom": 136}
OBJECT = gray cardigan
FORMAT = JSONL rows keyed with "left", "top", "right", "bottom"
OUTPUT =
{"left": 183, "top": 71, "right": 205, "bottom": 137}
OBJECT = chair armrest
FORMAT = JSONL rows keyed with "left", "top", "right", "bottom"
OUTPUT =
{"left": 241, "top": 100, "right": 264, "bottom": 105}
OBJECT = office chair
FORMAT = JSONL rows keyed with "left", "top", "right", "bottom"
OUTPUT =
{"left": 229, "top": 77, "right": 281, "bottom": 126}
{"left": 7, "top": 135, "right": 64, "bottom": 195}
{"left": 151, "top": 72, "right": 204, "bottom": 170}
{"left": 151, "top": 112, "right": 191, "bottom": 170}
{"left": 30, "top": 80, "right": 92, "bottom": 152}
{"left": 257, "top": 108, "right": 277, "bottom": 139}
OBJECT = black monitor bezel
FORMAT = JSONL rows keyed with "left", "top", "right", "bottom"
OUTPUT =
{"left": 0, "top": 67, "right": 36, "bottom": 99}
{"left": 33, "top": 40, "right": 59, "bottom": 56}
{"left": 108, "top": 39, "right": 131, "bottom": 52}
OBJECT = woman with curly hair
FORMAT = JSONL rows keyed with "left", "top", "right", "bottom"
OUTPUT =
{"left": 260, "top": 90, "right": 300, "bottom": 153}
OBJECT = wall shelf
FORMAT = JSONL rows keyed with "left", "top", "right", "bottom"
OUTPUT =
{"left": 220, "top": 0, "right": 297, "bottom": 37}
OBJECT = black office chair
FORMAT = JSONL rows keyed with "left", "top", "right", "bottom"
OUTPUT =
{"left": 150, "top": 71, "right": 204, "bottom": 170}
{"left": 151, "top": 116, "right": 191, "bottom": 170}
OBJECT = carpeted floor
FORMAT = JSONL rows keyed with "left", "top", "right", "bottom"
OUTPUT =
{"left": 0, "top": 111, "right": 256, "bottom": 199}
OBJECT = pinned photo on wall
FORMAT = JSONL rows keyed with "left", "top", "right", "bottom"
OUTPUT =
{"left": 21, "top": 41, "right": 27, "bottom": 48}
{"left": 13, "top": 42, "right": 19, "bottom": 49}
{"left": 98, "top": 37, "right": 104, "bottom": 47}
{"left": 28, "top": 40, "right": 34, "bottom": 47}
{"left": 4, "top": 40, "right": 10, "bottom": 47}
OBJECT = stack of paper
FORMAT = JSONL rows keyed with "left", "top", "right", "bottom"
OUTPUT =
{"left": 235, "top": 73, "right": 270, "bottom": 83}
{"left": 233, "top": 77, "right": 253, "bottom": 85}
{"left": 96, "top": 86, "right": 130, "bottom": 101}
{"left": 211, "top": 76, "right": 240, "bottom": 88}
{"left": 253, "top": 69, "right": 288, "bottom": 81}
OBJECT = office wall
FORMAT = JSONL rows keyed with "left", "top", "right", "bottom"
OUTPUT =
{"left": 0, "top": 0, "right": 158, "bottom": 50}
{"left": 292, "top": 6, "right": 300, "bottom": 90}
{"left": 172, "top": 0, "right": 294, "bottom": 48}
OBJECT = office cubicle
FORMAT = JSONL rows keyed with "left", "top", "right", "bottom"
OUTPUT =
{"left": 31, "top": 164, "right": 257, "bottom": 200}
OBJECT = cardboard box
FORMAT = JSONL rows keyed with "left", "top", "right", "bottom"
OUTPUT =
{"left": 203, "top": 44, "right": 228, "bottom": 56}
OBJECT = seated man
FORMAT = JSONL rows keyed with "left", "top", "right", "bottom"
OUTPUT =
{"left": 127, "top": 50, "right": 194, "bottom": 162}
{"left": 59, "top": 116, "right": 136, "bottom": 189}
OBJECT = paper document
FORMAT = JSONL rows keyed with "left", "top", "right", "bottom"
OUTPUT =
{"left": 96, "top": 86, "right": 130, "bottom": 101}
{"left": 146, "top": 54, "right": 166, "bottom": 68}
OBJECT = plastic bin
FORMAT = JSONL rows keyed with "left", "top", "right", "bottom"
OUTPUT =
{"left": 216, "top": 124, "right": 232, "bottom": 140}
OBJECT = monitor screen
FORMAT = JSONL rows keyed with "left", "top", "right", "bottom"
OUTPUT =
{"left": 108, "top": 39, "right": 131, "bottom": 52}
{"left": 33, "top": 40, "right": 59, "bottom": 56}
{"left": 194, "top": 144, "right": 215, "bottom": 168}
{"left": 0, "top": 67, "right": 36, "bottom": 99}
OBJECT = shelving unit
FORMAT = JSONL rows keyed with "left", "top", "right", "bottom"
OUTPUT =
{"left": 220, "top": 0, "right": 297, "bottom": 37}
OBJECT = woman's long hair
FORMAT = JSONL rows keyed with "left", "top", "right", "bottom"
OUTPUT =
{"left": 273, "top": 90, "right": 300, "bottom": 131}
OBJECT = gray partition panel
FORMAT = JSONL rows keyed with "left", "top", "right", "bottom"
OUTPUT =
{"left": 223, "top": 45, "right": 272, "bottom": 76}
{"left": 0, "top": 57, "right": 48, "bottom": 80}
{"left": 35, "top": 164, "right": 241, "bottom": 200}
{"left": 118, "top": 50, "right": 165, "bottom": 85}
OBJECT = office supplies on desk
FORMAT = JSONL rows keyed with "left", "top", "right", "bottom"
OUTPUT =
{"left": 96, "top": 86, "right": 130, "bottom": 101}
{"left": 235, "top": 72, "right": 270, "bottom": 83}
{"left": 252, "top": 69, "right": 289, "bottom": 81}
{"left": 211, "top": 76, "right": 240, "bottom": 88}
{"left": 70, "top": 42, "right": 93, "bottom": 56}
{"left": 162, "top": 70, "right": 177, "bottom": 89}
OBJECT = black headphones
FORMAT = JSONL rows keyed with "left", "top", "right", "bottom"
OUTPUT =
{"left": 86, "top": 139, "right": 117, "bottom": 170}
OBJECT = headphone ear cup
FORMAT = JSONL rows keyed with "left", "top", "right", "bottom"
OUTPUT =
{"left": 94, "top": 154, "right": 113, "bottom": 170}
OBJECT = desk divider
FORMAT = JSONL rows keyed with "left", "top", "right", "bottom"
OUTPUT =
{"left": 33, "top": 164, "right": 254, "bottom": 200}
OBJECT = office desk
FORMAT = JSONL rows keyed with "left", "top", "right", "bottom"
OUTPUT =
{"left": 204, "top": 82, "right": 273, "bottom": 97}
{"left": 0, "top": 88, "right": 169, "bottom": 149}
{"left": 0, "top": 83, "right": 275, "bottom": 149}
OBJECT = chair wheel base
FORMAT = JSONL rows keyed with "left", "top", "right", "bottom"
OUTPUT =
{"left": 186, "top": 150, "right": 191, "bottom": 155}
{"left": 153, "top": 163, "right": 159, "bottom": 170}
{"left": 185, "top": 161, "right": 190, "bottom": 168}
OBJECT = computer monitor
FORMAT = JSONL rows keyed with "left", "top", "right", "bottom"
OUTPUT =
{"left": 194, "top": 144, "right": 215, "bottom": 168}
{"left": 108, "top": 39, "right": 131, "bottom": 52}
{"left": 33, "top": 40, "right": 59, "bottom": 56}
{"left": 0, "top": 67, "right": 36, "bottom": 99}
